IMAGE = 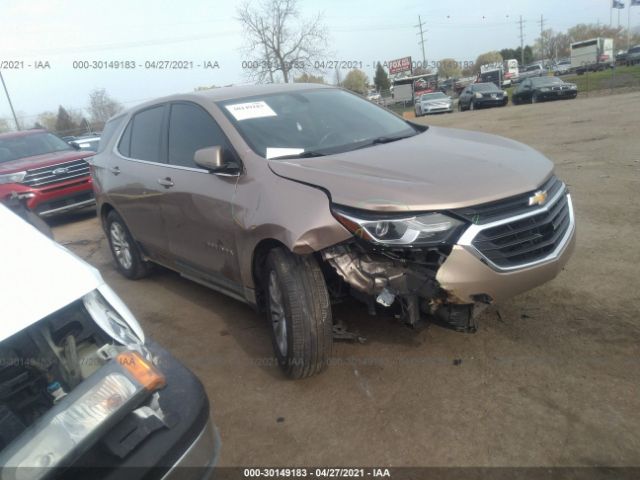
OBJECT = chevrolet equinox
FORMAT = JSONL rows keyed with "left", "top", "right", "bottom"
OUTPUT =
{"left": 92, "top": 84, "right": 576, "bottom": 379}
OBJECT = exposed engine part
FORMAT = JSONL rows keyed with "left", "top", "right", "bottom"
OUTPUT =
{"left": 46, "top": 381, "right": 67, "bottom": 404}
{"left": 376, "top": 288, "right": 395, "bottom": 307}
{"left": 322, "top": 245, "right": 405, "bottom": 294}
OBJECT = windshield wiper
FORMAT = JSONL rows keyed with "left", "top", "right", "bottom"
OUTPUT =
{"left": 350, "top": 133, "right": 417, "bottom": 151}
{"left": 270, "top": 151, "right": 327, "bottom": 160}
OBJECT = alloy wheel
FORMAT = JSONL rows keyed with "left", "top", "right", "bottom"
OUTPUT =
{"left": 110, "top": 222, "right": 133, "bottom": 270}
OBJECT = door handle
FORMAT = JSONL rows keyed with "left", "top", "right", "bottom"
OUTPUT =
{"left": 157, "top": 177, "right": 174, "bottom": 188}
{"left": 109, "top": 166, "right": 121, "bottom": 175}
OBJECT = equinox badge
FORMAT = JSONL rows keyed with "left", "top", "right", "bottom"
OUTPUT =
{"left": 528, "top": 190, "right": 548, "bottom": 206}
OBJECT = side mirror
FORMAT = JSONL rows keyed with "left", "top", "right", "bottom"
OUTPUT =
{"left": 194, "top": 146, "right": 224, "bottom": 170}
{"left": 194, "top": 146, "right": 240, "bottom": 175}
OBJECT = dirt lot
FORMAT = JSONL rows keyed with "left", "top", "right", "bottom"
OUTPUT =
{"left": 51, "top": 92, "right": 640, "bottom": 467}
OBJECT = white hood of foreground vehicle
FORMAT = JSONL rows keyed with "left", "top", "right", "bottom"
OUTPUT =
{"left": 0, "top": 205, "right": 102, "bottom": 341}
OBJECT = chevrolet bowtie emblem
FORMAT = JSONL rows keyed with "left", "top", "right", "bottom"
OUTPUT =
{"left": 528, "top": 190, "right": 548, "bottom": 206}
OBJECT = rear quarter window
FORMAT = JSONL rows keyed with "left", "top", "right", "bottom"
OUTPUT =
{"left": 98, "top": 115, "right": 126, "bottom": 153}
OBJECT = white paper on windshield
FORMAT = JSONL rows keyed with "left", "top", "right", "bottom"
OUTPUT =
{"left": 225, "top": 101, "right": 277, "bottom": 121}
{"left": 266, "top": 148, "right": 305, "bottom": 159}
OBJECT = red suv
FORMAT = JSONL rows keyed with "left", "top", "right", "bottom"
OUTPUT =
{"left": 0, "top": 130, "right": 95, "bottom": 217}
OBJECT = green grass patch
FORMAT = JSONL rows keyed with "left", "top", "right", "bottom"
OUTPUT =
{"left": 564, "top": 65, "right": 640, "bottom": 92}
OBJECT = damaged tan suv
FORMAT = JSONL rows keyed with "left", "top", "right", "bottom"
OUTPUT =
{"left": 92, "top": 84, "right": 575, "bottom": 378}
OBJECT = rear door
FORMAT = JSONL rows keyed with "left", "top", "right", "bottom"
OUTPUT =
{"left": 161, "top": 101, "right": 243, "bottom": 293}
{"left": 108, "top": 104, "right": 173, "bottom": 260}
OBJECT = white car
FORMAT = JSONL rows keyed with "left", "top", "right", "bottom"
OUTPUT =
{"left": 415, "top": 92, "right": 453, "bottom": 116}
{"left": 0, "top": 205, "right": 218, "bottom": 479}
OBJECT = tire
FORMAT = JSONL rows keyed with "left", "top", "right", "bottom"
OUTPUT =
{"left": 532, "top": 93, "right": 539, "bottom": 104}
{"left": 457, "top": 101, "right": 463, "bottom": 112}
{"left": 264, "top": 248, "right": 333, "bottom": 379}
{"left": 415, "top": 107, "right": 421, "bottom": 117}
{"left": 469, "top": 100, "right": 475, "bottom": 111}
{"left": 106, "top": 210, "right": 152, "bottom": 280}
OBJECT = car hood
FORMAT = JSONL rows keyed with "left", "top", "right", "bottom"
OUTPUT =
{"left": 0, "top": 204, "right": 103, "bottom": 341}
{"left": 268, "top": 126, "right": 554, "bottom": 212}
{"left": 0, "top": 150, "right": 94, "bottom": 174}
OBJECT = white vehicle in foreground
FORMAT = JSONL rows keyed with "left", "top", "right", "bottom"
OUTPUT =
{"left": 0, "top": 205, "right": 218, "bottom": 479}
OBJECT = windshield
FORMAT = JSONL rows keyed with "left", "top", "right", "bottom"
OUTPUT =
{"left": 475, "top": 83, "right": 501, "bottom": 92}
{"left": 218, "top": 88, "right": 417, "bottom": 159}
{"left": 0, "top": 132, "right": 73, "bottom": 164}
{"left": 423, "top": 93, "right": 448, "bottom": 100}
{"left": 531, "top": 77, "right": 564, "bottom": 86}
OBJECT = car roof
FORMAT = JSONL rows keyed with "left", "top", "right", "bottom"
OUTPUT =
{"left": 0, "top": 204, "right": 103, "bottom": 340}
{"left": 129, "top": 83, "right": 335, "bottom": 112}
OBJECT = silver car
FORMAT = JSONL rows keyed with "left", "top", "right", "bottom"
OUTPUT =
{"left": 415, "top": 92, "right": 453, "bottom": 116}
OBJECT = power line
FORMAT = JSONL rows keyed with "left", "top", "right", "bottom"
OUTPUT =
{"left": 414, "top": 15, "right": 427, "bottom": 65}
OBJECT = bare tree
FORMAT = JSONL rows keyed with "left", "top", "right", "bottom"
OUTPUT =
{"left": 237, "top": 0, "right": 329, "bottom": 83}
{"left": 88, "top": 88, "right": 123, "bottom": 129}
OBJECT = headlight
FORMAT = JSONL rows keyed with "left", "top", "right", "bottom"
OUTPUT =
{"left": 569, "top": 84, "right": 577, "bottom": 90}
{"left": 0, "top": 171, "right": 27, "bottom": 185}
{"left": 332, "top": 208, "right": 465, "bottom": 246}
{"left": 540, "top": 87, "right": 550, "bottom": 92}
{"left": 83, "top": 290, "right": 143, "bottom": 346}
{"left": 0, "top": 352, "right": 165, "bottom": 478}
{"left": 474, "top": 92, "right": 483, "bottom": 99}
{"left": 502, "top": 91, "right": 508, "bottom": 96}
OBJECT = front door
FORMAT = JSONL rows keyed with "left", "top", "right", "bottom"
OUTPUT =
{"left": 161, "top": 102, "right": 243, "bottom": 292}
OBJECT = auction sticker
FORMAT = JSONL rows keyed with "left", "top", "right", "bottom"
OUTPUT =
{"left": 225, "top": 101, "right": 277, "bottom": 121}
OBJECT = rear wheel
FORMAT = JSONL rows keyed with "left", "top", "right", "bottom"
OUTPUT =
{"left": 264, "top": 248, "right": 333, "bottom": 379}
{"left": 106, "top": 210, "right": 152, "bottom": 279}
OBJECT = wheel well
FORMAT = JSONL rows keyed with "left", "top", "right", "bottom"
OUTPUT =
{"left": 251, "top": 239, "right": 289, "bottom": 312}
{"left": 100, "top": 203, "right": 115, "bottom": 230}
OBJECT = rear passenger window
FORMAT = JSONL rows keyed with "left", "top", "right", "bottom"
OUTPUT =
{"left": 129, "top": 105, "right": 164, "bottom": 162}
{"left": 168, "top": 103, "right": 230, "bottom": 168}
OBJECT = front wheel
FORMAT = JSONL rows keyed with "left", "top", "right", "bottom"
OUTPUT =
{"left": 469, "top": 100, "right": 475, "bottom": 111}
{"left": 265, "top": 248, "right": 333, "bottom": 379}
{"left": 532, "top": 93, "right": 539, "bottom": 104}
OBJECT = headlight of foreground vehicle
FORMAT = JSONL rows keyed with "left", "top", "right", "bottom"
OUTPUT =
{"left": 540, "top": 87, "right": 551, "bottom": 92}
{"left": 474, "top": 92, "right": 483, "bottom": 99}
{"left": 569, "top": 84, "right": 577, "bottom": 90}
{"left": 332, "top": 208, "right": 465, "bottom": 246}
{"left": 0, "top": 171, "right": 27, "bottom": 185}
{"left": 83, "top": 289, "right": 143, "bottom": 346}
{"left": 0, "top": 352, "right": 165, "bottom": 479}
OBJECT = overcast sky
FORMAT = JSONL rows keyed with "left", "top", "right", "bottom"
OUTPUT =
{"left": 1, "top": 0, "right": 638, "bottom": 124}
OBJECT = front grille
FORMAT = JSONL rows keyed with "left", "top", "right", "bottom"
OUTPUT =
{"left": 455, "top": 175, "right": 564, "bottom": 225}
{"left": 22, "top": 158, "right": 90, "bottom": 187}
{"left": 470, "top": 192, "right": 571, "bottom": 268}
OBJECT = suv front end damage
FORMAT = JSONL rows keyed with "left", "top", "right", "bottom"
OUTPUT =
{"left": 323, "top": 176, "right": 576, "bottom": 332}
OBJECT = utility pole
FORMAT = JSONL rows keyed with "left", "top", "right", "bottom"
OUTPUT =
{"left": 538, "top": 14, "right": 545, "bottom": 64}
{"left": 627, "top": 2, "right": 632, "bottom": 50}
{"left": 519, "top": 15, "right": 525, "bottom": 65}
{"left": 415, "top": 15, "right": 427, "bottom": 69}
{"left": 0, "top": 71, "right": 20, "bottom": 131}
